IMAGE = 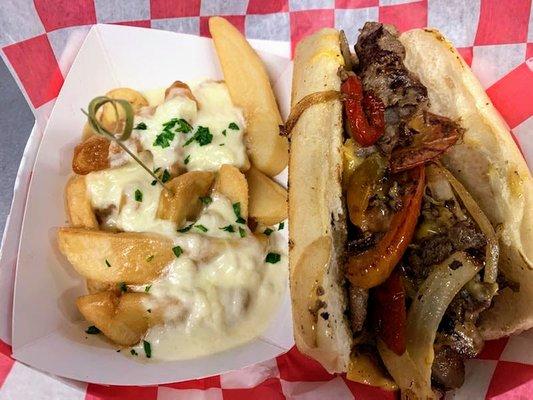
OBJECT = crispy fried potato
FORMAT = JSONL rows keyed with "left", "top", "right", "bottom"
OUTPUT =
{"left": 157, "top": 171, "right": 214, "bottom": 225}
{"left": 72, "top": 135, "right": 110, "bottom": 175}
{"left": 77, "top": 291, "right": 161, "bottom": 346}
{"left": 209, "top": 17, "right": 288, "bottom": 177}
{"left": 101, "top": 88, "right": 148, "bottom": 132}
{"left": 86, "top": 280, "right": 118, "bottom": 294}
{"left": 246, "top": 166, "right": 287, "bottom": 225}
{"left": 214, "top": 164, "right": 248, "bottom": 218}
{"left": 65, "top": 175, "right": 98, "bottom": 229}
{"left": 58, "top": 228, "right": 174, "bottom": 284}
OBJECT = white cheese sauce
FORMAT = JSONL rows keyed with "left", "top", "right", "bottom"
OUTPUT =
{"left": 85, "top": 111, "right": 286, "bottom": 360}
{"left": 111, "top": 81, "right": 248, "bottom": 173}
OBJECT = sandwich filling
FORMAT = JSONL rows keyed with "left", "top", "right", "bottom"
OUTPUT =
{"left": 332, "top": 22, "right": 502, "bottom": 394}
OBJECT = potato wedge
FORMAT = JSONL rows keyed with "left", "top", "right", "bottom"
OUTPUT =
{"left": 58, "top": 228, "right": 174, "bottom": 284}
{"left": 72, "top": 135, "right": 110, "bottom": 175}
{"left": 77, "top": 291, "right": 160, "bottom": 346}
{"left": 86, "top": 280, "right": 118, "bottom": 294}
{"left": 214, "top": 164, "right": 248, "bottom": 218}
{"left": 101, "top": 88, "right": 148, "bottom": 132}
{"left": 65, "top": 175, "right": 98, "bottom": 229}
{"left": 157, "top": 171, "right": 214, "bottom": 225}
{"left": 246, "top": 166, "right": 287, "bottom": 225}
{"left": 209, "top": 17, "right": 288, "bottom": 177}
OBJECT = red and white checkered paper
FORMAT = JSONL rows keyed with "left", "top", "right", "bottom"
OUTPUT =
{"left": 0, "top": 1, "right": 531, "bottom": 399}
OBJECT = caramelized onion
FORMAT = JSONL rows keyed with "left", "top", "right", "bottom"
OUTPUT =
{"left": 282, "top": 90, "right": 341, "bottom": 137}
{"left": 405, "top": 252, "right": 481, "bottom": 392}
{"left": 437, "top": 165, "right": 499, "bottom": 284}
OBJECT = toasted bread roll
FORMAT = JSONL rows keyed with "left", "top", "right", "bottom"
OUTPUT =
{"left": 399, "top": 29, "right": 533, "bottom": 339}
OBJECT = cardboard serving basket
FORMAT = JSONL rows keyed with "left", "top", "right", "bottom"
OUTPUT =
{"left": 11, "top": 24, "right": 293, "bottom": 385}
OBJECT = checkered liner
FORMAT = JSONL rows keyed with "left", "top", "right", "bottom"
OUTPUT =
{"left": 0, "top": 1, "right": 531, "bottom": 399}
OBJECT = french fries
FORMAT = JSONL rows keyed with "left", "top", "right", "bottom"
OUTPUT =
{"left": 214, "top": 164, "right": 248, "bottom": 218}
{"left": 209, "top": 16, "right": 288, "bottom": 177}
{"left": 72, "top": 135, "right": 110, "bottom": 175}
{"left": 157, "top": 171, "right": 215, "bottom": 225}
{"left": 246, "top": 166, "right": 287, "bottom": 225}
{"left": 65, "top": 175, "right": 98, "bottom": 228}
{"left": 57, "top": 228, "right": 174, "bottom": 284}
{"left": 77, "top": 291, "right": 161, "bottom": 346}
{"left": 100, "top": 88, "right": 148, "bottom": 132}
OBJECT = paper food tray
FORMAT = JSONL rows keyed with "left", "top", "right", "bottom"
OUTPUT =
{"left": 10, "top": 24, "right": 293, "bottom": 386}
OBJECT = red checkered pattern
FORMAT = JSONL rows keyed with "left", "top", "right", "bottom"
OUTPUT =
{"left": 0, "top": 0, "right": 531, "bottom": 399}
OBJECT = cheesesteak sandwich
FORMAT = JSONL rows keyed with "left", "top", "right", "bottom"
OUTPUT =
{"left": 288, "top": 22, "right": 532, "bottom": 398}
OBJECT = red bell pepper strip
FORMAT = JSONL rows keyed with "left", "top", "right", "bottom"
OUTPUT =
{"left": 346, "top": 166, "right": 425, "bottom": 289}
{"left": 372, "top": 268, "right": 406, "bottom": 355}
{"left": 341, "top": 75, "right": 385, "bottom": 147}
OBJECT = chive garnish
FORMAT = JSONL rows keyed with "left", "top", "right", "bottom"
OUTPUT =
{"left": 278, "top": 222, "right": 285, "bottom": 230}
{"left": 239, "top": 227, "right": 246, "bottom": 238}
{"left": 263, "top": 228, "right": 273, "bottom": 236}
{"left": 266, "top": 253, "right": 281, "bottom": 264}
{"left": 119, "top": 282, "right": 127, "bottom": 292}
{"left": 134, "top": 122, "right": 147, "bottom": 130}
{"left": 144, "top": 285, "right": 152, "bottom": 293}
{"left": 135, "top": 189, "right": 143, "bottom": 202}
{"left": 85, "top": 325, "right": 100, "bottom": 334}
{"left": 200, "top": 196, "right": 212, "bottom": 205}
{"left": 130, "top": 349, "right": 138, "bottom": 356}
{"left": 195, "top": 224, "right": 208, "bottom": 232}
{"left": 172, "top": 246, "right": 183, "bottom": 257}
{"left": 146, "top": 255, "right": 154, "bottom": 262}
{"left": 233, "top": 202, "right": 245, "bottom": 224}
{"left": 220, "top": 225, "right": 235, "bottom": 233}
{"left": 143, "top": 340, "right": 152, "bottom": 358}
{"left": 228, "top": 122, "right": 239, "bottom": 130}
{"left": 105, "top": 259, "right": 111, "bottom": 267}
{"left": 184, "top": 155, "right": 190, "bottom": 165}
{"left": 177, "top": 223, "right": 193, "bottom": 233}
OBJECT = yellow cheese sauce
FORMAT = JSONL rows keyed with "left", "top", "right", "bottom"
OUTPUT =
{"left": 85, "top": 90, "right": 287, "bottom": 359}
{"left": 111, "top": 81, "right": 248, "bottom": 173}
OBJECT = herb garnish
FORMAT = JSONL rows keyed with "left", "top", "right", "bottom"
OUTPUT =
{"left": 278, "top": 222, "right": 285, "bottom": 230}
{"left": 239, "top": 227, "right": 246, "bottom": 238}
{"left": 184, "top": 155, "right": 190, "bottom": 165}
{"left": 177, "top": 223, "right": 193, "bottom": 233}
{"left": 163, "top": 118, "right": 192, "bottom": 133}
{"left": 222, "top": 129, "right": 227, "bottom": 136}
{"left": 143, "top": 340, "right": 152, "bottom": 358}
{"left": 228, "top": 122, "right": 239, "bottom": 130}
{"left": 200, "top": 196, "right": 212, "bottom": 205}
{"left": 220, "top": 225, "right": 235, "bottom": 233}
{"left": 105, "top": 259, "right": 111, "bottom": 268}
{"left": 153, "top": 130, "right": 175, "bottom": 148}
{"left": 119, "top": 282, "right": 127, "bottom": 293}
{"left": 130, "top": 349, "right": 138, "bottom": 356}
{"left": 233, "top": 202, "right": 246, "bottom": 224}
{"left": 172, "top": 245, "right": 183, "bottom": 258}
{"left": 161, "top": 169, "right": 171, "bottom": 183}
{"left": 195, "top": 224, "right": 208, "bottom": 232}
{"left": 85, "top": 325, "right": 100, "bottom": 334}
{"left": 134, "top": 122, "right": 147, "bottom": 130}
{"left": 263, "top": 228, "right": 273, "bottom": 236}
{"left": 146, "top": 255, "right": 154, "bottom": 262}
{"left": 184, "top": 126, "right": 213, "bottom": 146}
{"left": 265, "top": 253, "right": 281, "bottom": 264}
{"left": 144, "top": 285, "right": 152, "bottom": 293}
{"left": 135, "top": 189, "right": 143, "bottom": 202}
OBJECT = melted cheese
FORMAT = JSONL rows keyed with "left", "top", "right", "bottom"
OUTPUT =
{"left": 85, "top": 156, "right": 287, "bottom": 360}
{"left": 112, "top": 81, "right": 248, "bottom": 173}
